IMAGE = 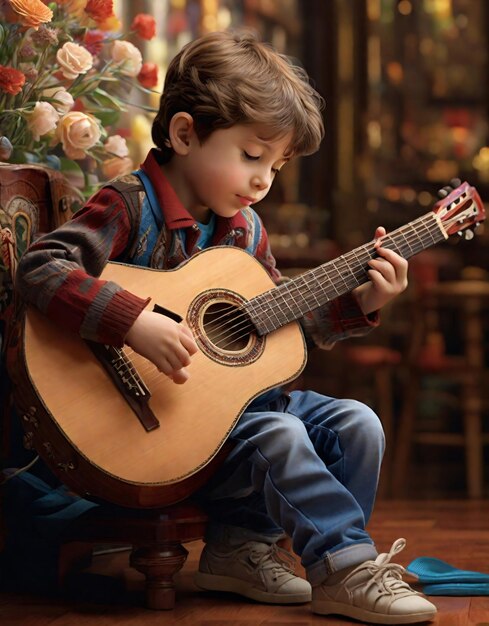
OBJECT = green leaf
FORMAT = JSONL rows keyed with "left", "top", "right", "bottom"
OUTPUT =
{"left": 91, "top": 109, "right": 121, "bottom": 127}
{"left": 91, "top": 88, "right": 124, "bottom": 111}
{"left": 58, "top": 156, "right": 85, "bottom": 188}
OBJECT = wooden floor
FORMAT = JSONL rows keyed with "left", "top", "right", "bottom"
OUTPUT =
{"left": 1, "top": 500, "right": 489, "bottom": 625}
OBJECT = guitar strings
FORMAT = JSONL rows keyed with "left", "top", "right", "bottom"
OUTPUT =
{"left": 249, "top": 210, "right": 464, "bottom": 326}
{"left": 246, "top": 218, "right": 437, "bottom": 324}
{"left": 212, "top": 221, "right": 438, "bottom": 350}
{"left": 208, "top": 214, "right": 440, "bottom": 347}
{"left": 111, "top": 345, "right": 152, "bottom": 394}
{"left": 120, "top": 302, "right": 253, "bottom": 384}
{"left": 165, "top": 209, "right": 469, "bottom": 349}
{"left": 217, "top": 210, "right": 471, "bottom": 347}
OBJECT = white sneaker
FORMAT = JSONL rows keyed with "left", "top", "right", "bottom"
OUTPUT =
{"left": 194, "top": 540, "right": 311, "bottom": 603}
{"left": 312, "top": 538, "right": 437, "bottom": 624}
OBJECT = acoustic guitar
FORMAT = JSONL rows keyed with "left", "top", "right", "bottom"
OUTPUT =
{"left": 11, "top": 182, "right": 485, "bottom": 508}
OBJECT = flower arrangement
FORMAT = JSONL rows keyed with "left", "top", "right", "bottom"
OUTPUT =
{"left": 0, "top": 0, "right": 159, "bottom": 194}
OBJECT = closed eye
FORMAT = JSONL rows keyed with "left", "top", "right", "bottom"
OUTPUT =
{"left": 243, "top": 150, "right": 260, "bottom": 161}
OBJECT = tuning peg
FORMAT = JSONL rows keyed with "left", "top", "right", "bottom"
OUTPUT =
{"left": 457, "top": 231, "right": 463, "bottom": 236}
{"left": 464, "top": 230, "right": 475, "bottom": 240}
{"left": 438, "top": 179, "right": 462, "bottom": 199}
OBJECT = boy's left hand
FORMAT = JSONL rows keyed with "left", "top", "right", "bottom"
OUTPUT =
{"left": 353, "top": 226, "right": 408, "bottom": 315}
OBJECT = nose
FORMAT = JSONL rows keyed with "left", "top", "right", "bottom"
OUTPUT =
{"left": 251, "top": 173, "right": 271, "bottom": 191}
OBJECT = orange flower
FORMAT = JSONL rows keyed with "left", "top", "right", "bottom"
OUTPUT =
{"left": 9, "top": 0, "right": 53, "bottom": 29}
{"left": 137, "top": 63, "right": 158, "bottom": 89}
{"left": 96, "top": 14, "right": 121, "bottom": 31}
{"left": 131, "top": 13, "right": 156, "bottom": 40}
{"left": 0, "top": 65, "right": 26, "bottom": 95}
{"left": 85, "top": 0, "right": 114, "bottom": 23}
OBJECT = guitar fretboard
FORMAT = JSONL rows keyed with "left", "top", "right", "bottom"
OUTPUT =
{"left": 244, "top": 211, "right": 447, "bottom": 336}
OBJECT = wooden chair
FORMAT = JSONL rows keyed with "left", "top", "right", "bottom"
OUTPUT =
{"left": 1, "top": 163, "right": 83, "bottom": 553}
{"left": 0, "top": 164, "right": 209, "bottom": 609}
{"left": 392, "top": 276, "right": 489, "bottom": 498}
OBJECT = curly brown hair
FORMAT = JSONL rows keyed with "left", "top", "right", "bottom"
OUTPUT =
{"left": 151, "top": 29, "right": 324, "bottom": 162}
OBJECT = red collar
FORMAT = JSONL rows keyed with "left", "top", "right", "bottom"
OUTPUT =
{"left": 140, "top": 149, "right": 248, "bottom": 233}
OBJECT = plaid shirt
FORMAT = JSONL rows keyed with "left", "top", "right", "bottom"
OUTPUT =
{"left": 16, "top": 149, "right": 378, "bottom": 348}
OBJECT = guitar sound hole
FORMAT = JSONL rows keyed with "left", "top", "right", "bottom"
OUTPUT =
{"left": 203, "top": 302, "right": 252, "bottom": 351}
{"left": 188, "top": 289, "right": 265, "bottom": 366}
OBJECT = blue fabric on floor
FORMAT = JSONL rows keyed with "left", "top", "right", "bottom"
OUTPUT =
{"left": 407, "top": 557, "right": 489, "bottom": 584}
{"left": 407, "top": 557, "right": 489, "bottom": 596}
{"left": 421, "top": 582, "right": 489, "bottom": 596}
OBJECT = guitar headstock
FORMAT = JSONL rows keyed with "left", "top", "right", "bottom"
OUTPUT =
{"left": 433, "top": 182, "right": 486, "bottom": 239}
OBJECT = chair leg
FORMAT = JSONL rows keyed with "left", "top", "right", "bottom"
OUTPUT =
{"left": 130, "top": 542, "right": 188, "bottom": 610}
{"left": 462, "top": 390, "right": 483, "bottom": 499}
{"left": 392, "top": 371, "right": 419, "bottom": 495}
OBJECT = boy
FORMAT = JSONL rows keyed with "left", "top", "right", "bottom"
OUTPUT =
{"left": 15, "top": 30, "right": 436, "bottom": 624}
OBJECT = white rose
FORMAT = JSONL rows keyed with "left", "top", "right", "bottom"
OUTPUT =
{"left": 57, "top": 42, "right": 93, "bottom": 80}
{"left": 104, "top": 134, "right": 129, "bottom": 158}
{"left": 28, "top": 102, "right": 60, "bottom": 141}
{"left": 43, "top": 87, "right": 74, "bottom": 115}
{"left": 55, "top": 111, "right": 101, "bottom": 160}
{"left": 111, "top": 40, "right": 142, "bottom": 77}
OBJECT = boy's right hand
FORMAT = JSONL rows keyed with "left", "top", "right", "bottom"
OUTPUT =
{"left": 125, "top": 310, "right": 199, "bottom": 384}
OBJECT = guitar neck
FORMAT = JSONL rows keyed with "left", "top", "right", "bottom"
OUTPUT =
{"left": 246, "top": 211, "right": 447, "bottom": 336}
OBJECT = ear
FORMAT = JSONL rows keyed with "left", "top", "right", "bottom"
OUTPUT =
{"left": 168, "top": 112, "right": 195, "bottom": 156}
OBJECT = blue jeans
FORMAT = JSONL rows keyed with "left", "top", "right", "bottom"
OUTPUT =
{"left": 196, "top": 390, "right": 385, "bottom": 586}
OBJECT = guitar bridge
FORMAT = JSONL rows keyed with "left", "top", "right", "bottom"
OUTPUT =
{"left": 86, "top": 341, "right": 159, "bottom": 432}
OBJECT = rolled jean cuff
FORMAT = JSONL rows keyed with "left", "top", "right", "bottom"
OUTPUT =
{"left": 306, "top": 542, "right": 378, "bottom": 586}
{"left": 205, "top": 522, "right": 286, "bottom": 547}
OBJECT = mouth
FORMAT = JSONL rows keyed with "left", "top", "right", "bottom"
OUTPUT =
{"left": 236, "top": 195, "right": 256, "bottom": 206}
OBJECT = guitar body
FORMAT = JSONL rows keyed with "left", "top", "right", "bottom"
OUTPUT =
{"left": 16, "top": 247, "right": 307, "bottom": 507}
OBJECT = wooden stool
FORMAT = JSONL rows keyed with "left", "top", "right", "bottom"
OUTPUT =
{"left": 59, "top": 502, "right": 208, "bottom": 610}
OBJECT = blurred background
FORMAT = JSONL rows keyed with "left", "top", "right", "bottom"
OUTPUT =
{"left": 10, "top": 0, "right": 489, "bottom": 500}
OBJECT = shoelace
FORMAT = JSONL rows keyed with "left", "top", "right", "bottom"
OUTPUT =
{"left": 353, "top": 538, "right": 419, "bottom": 599}
{"left": 364, "top": 562, "right": 414, "bottom": 597}
{"left": 246, "top": 543, "right": 296, "bottom": 580}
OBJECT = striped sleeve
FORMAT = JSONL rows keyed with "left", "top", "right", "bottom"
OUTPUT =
{"left": 15, "top": 186, "right": 149, "bottom": 346}
{"left": 302, "top": 294, "right": 380, "bottom": 349}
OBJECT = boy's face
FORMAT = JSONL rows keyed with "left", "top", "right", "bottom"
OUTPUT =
{"left": 180, "top": 123, "right": 292, "bottom": 222}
